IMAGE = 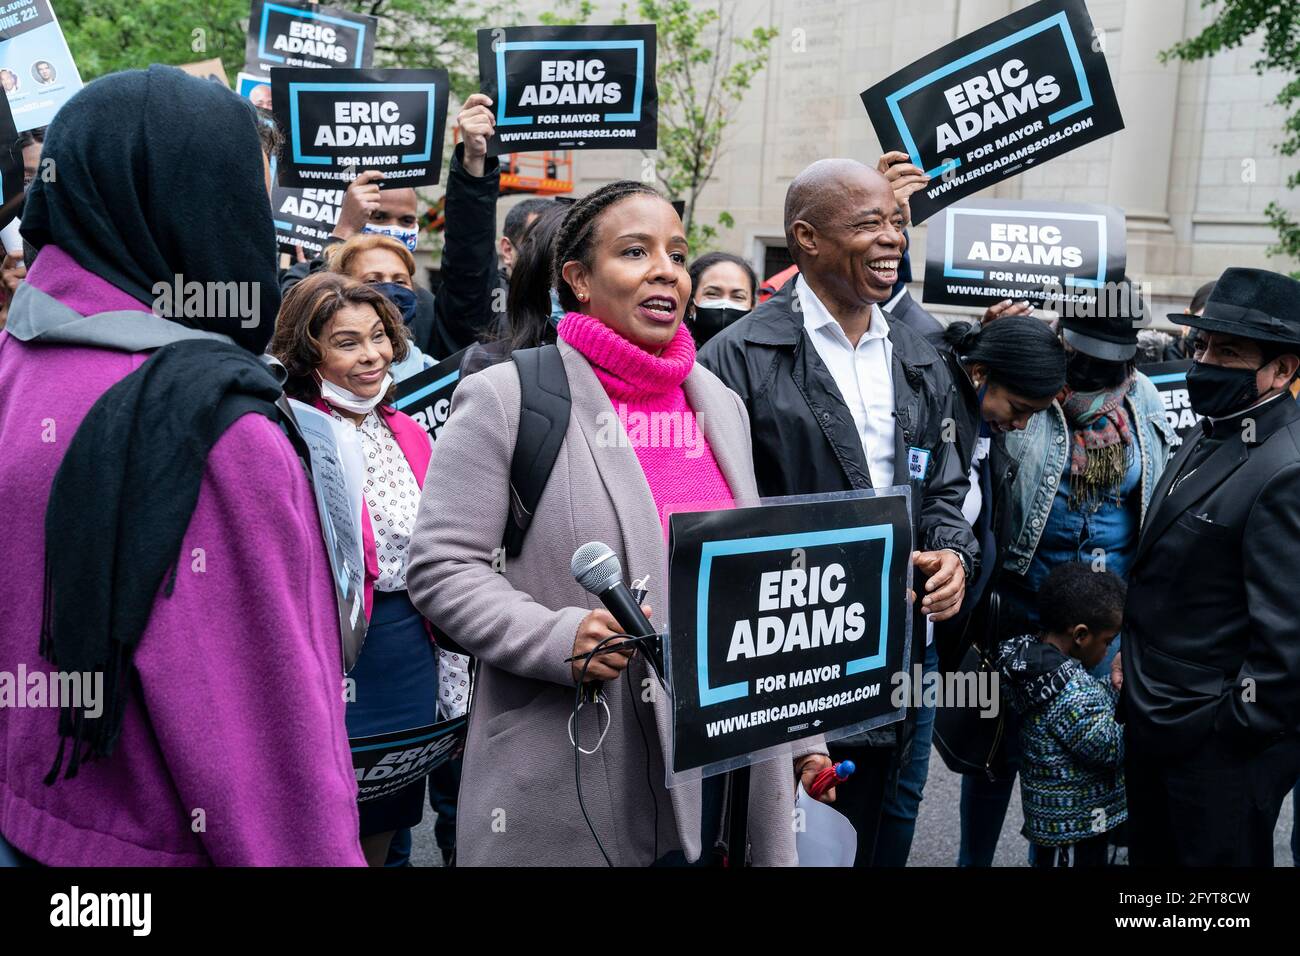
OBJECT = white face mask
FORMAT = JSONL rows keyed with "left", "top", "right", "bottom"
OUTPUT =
{"left": 318, "top": 372, "right": 392, "bottom": 415}
{"left": 696, "top": 297, "right": 741, "bottom": 310}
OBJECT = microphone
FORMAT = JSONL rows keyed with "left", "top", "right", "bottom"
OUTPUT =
{"left": 570, "top": 542, "right": 661, "bottom": 684}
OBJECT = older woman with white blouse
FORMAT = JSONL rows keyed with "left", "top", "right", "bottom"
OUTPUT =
{"left": 270, "top": 271, "right": 437, "bottom": 866}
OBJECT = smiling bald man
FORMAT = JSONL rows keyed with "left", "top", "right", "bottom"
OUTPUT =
{"left": 699, "top": 158, "right": 978, "bottom": 867}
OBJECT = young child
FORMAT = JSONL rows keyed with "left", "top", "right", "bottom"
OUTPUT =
{"left": 995, "top": 562, "right": 1127, "bottom": 867}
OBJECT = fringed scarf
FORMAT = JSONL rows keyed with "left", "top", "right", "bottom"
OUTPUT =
{"left": 1059, "top": 382, "right": 1134, "bottom": 511}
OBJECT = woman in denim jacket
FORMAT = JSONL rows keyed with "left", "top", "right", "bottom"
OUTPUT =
{"left": 1001, "top": 292, "right": 1176, "bottom": 652}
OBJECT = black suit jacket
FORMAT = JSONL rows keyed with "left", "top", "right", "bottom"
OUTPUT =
{"left": 1121, "top": 393, "right": 1300, "bottom": 756}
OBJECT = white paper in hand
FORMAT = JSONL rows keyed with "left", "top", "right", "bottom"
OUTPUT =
{"left": 795, "top": 783, "right": 857, "bottom": 867}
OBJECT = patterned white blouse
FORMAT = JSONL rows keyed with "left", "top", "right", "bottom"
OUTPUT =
{"left": 329, "top": 407, "right": 421, "bottom": 592}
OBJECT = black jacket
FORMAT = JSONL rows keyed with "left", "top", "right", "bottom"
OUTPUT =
{"left": 884, "top": 289, "right": 946, "bottom": 351}
{"left": 280, "top": 143, "right": 501, "bottom": 360}
{"left": 698, "top": 280, "right": 979, "bottom": 757}
{"left": 1121, "top": 393, "right": 1300, "bottom": 757}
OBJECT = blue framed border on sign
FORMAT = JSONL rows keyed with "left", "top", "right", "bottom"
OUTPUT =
{"left": 1146, "top": 371, "right": 1187, "bottom": 385}
{"left": 943, "top": 206, "right": 1108, "bottom": 287}
{"left": 288, "top": 81, "right": 439, "bottom": 165}
{"left": 495, "top": 39, "right": 646, "bottom": 126}
{"left": 885, "top": 10, "right": 1092, "bottom": 178}
{"left": 350, "top": 720, "right": 463, "bottom": 754}
{"left": 393, "top": 370, "right": 460, "bottom": 411}
{"left": 259, "top": 3, "right": 369, "bottom": 68}
{"left": 695, "top": 524, "right": 894, "bottom": 707}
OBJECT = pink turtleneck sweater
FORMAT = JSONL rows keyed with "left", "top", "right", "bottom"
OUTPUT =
{"left": 557, "top": 312, "right": 734, "bottom": 523}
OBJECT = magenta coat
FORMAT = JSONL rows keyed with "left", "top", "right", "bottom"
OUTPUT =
{"left": 0, "top": 252, "right": 365, "bottom": 866}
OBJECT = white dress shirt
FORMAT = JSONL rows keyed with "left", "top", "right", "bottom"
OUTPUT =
{"left": 798, "top": 274, "right": 896, "bottom": 488}
{"left": 800, "top": 276, "right": 948, "bottom": 644}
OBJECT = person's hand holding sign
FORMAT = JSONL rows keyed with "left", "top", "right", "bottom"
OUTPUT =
{"left": 910, "top": 550, "right": 965, "bottom": 622}
{"left": 877, "top": 151, "right": 929, "bottom": 226}
{"left": 981, "top": 298, "right": 1033, "bottom": 324}
{"left": 457, "top": 93, "right": 496, "bottom": 178}
{"left": 331, "top": 169, "right": 386, "bottom": 241}
{"left": 570, "top": 605, "right": 650, "bottom": 683}
{"left": 2, "top": 249, "right": 26, "bottom": 298}
{"left": 795, "top": 753, "right": 837, "bottom": 804}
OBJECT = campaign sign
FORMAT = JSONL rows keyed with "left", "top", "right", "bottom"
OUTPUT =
{"left": 245, "top": 0, "right": 376, "bottom": 76}
{"left": 922, "top": 198, "right": 1125, "bottom": 311}
{"left": 478, "top": 24, "right": 657, "bottom": 155}
{"left": 177, "top": 58, "right": 230, "bottom": 87}
{"left": 666, "top": 490, "right": 912, "bottom": 778}
{"left": 273, "top": 67, "right": 449, "bottom": 188}
{"left": 861, "top": 0, "right": 1122, "bottom": 224}
{"left": 272, "top": 184, "right": 341, "bottom": 257}
{"left": 393, "top": 348, "right": 467, "bottom": 444}
{"left": 351, "top": 716, "right": 467, "bottom": 803}
{"left": 237, "top": 71, "right": 274, "bottom": 110}
{"left": 0, "top": 0, "right": 84, "bottom": 131}
{"left": 0, "top": 89, "right": 24, "bottom": 231}
{"left": 285, "top": 398, "right": 367, "bottom": 673}
{"left": 1140, "top": 359, "right": 1201, "bottom": 449}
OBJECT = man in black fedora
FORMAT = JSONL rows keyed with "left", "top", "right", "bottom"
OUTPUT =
{"left": 1119, "top": 267, "right": 1300, "bottom": 866}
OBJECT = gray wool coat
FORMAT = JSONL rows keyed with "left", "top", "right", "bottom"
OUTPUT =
{"left": 405, "top": 339, "right": 806, "bottom": 866}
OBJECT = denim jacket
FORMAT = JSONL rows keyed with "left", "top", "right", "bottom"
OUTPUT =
{"left": 1002, "top": 372, "right": 1175, "bottom": 577}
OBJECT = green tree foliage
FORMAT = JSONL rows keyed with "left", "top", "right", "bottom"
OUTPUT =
{"left": 631, "top": 0, "right": 777, "bottom": 252}
{"left": 1161, "top": 0, "right": 1300, "bottom": 275}
{"left": 58, "top": 0, "right": 247, "bottom": 80}
{"left": 58, "top": 0, "right": 515, "bottom": 96}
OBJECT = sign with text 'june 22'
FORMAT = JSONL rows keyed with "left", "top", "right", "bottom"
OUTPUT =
{"left": 0, "top": 0, "right": 83, "bottom": 131}
{"left": 861, "top": 0, "right": 1122, "bottom": 223}
{"left": 667, "top": 491, "right": 912, "bottom": 779}
{"left": 478, "top": 23, "right": 657, "bottom": 155}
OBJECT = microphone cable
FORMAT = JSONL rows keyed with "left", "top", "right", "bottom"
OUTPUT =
{"left": 570, "top": 631, "right": 660, "bottom": 867}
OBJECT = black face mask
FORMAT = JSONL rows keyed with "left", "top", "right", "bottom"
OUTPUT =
{"left": 689, "top": 305, "right": 748, "bottom": 346}
{"left": 1065, "top": 350, "right": 1126, "bottom": 393}
{"left": 1185, "top": 360, "right": 1268, "bottom": 418}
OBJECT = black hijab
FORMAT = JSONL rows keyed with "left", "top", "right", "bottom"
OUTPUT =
{"left": 31, "top": 68, "right": 289, "bottom": 781}
{"left": 22, "top": 65, "right": 281, "bottom": 351}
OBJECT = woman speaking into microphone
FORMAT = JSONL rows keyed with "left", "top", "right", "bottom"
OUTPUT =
{"left": 406, "top": 182, "right": 830, "bottom": 866}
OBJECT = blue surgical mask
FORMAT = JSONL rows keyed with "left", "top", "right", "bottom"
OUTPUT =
{"left": 371, "top": 282, "right": 419, "bottom": 326}
{"left": 363, "top": 222, "right": 419, "bottom": 254}
{"left": 548, "top": 288, "right": 566, "bottom": 327}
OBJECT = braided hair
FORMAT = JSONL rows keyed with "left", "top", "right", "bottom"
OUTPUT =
{"left": 943, "top": 315, "right": 1065, "bottom": 400}
{"left": 552, "top": 180, "right": 667, "bottom": 313}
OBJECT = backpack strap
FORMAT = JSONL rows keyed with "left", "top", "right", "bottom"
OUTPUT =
{"left": 504, "top": 344, "right": 571, "bottom": 557}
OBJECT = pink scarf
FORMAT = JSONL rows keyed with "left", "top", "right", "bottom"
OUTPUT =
{"left": 557, "top": 312, "right": 734, "bottom": 522}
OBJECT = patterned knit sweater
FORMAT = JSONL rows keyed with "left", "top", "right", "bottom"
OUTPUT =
{"left": 557, "top": 312, "right": 734, "bottom": 524}
{"left": 995, "top": 634, "right": 1127, "bottom": 846}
